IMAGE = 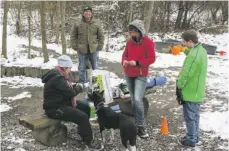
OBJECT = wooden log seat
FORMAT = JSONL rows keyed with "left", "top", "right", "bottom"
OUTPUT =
{"left": 18, "top": 113, "right": 67, "bottom": 146}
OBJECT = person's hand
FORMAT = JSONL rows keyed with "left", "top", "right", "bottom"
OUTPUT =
{"left": 128, "top": 60, "right": 136, "bottom": 66}
{"left": 73, "top": 83, "right": 84, "bottom": 93}
{"left": 122, "top": 60, "right": 129, "bottom": 67}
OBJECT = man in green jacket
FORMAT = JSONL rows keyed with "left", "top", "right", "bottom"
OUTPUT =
{"left": 176, "top": 30, "right": 208, "bottom": 147}
{"left": 70, "top": 6, "right": 104, "bottom": 83}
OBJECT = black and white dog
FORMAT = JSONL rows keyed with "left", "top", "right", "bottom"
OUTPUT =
{"left": 88, "top": 91, "right": 137, "bottom": 151}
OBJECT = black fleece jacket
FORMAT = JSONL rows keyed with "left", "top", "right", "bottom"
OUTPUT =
{"left": 41, "top": 69, "right": 76, "bottom": 110}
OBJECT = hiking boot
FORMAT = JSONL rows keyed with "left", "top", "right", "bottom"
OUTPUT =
{"left": 181, "top": 136, "right": 200, "bottom": 144}
{"left": 178, "top": 138, "right": 195, "bottom": 147}
{"left": 119, "top": 83, "right": 129, "bottom": 95}
{"left": 137, "top": 126, "right": 149, "bottom": 139}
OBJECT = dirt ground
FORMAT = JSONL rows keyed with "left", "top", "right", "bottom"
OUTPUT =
{"left": 1, "top": 59, "right": 228, "bottom": 151}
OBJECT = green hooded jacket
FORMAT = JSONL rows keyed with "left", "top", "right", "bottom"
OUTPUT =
{"left": 177, "top": 43, "right": 208, "bottom": 103}
{"left": 70, "top": 17, "right": 104, "bottom": 54}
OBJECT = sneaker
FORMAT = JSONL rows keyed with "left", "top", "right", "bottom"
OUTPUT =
{"left": 137, "top": 126, "right": 149, "bottom": 139}
{"left": 119, "top": 83, "right": 129, "bottom": 95}
{"left": 178, "top": 138, "right": 195, "bottom": 147}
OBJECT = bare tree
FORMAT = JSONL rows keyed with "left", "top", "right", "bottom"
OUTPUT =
{"left": 128, "top": 1, "right": 133, "bottom": 25}
{"left": 27, "top": 2, "right": 32, "bottom": 58}
{"left": 40, "top": 1, "right": 49, "bottom": 62}
{"left": 186, "top": 1, "right": 207, "bottom": 28}
{"left": 55, "top": 1, "right": 61, "bottom": 44}
{"left": 106, "top": 1, "right": 111, "bottom": 52}
{"left": 175, "top": 1, "right": 184, "bottom": 29}
{"left": 165, "top": 1, "right": 171, "bottom": 31}
{"left": 144, "top": 1, "right": 154, "bottom": 34}
{"left": 181, "top": 1, "right": 194, "bottom": 29}
{"left": 2, "top": 1, "right": 9, "bottom": 59}
{"left": 220, "top": 1, "right": 228, "bottom": 24}
{"left": 48, "top": 2, "right": 55, "bottom": 29}
{"left": 16, "top": 1, "right": 22, "bottom": 36}
{"left": 209, "top": 2, "right": 221, "bottom": 24}
{"left": 60, "top": 1, "right": 66, "bottom": 54}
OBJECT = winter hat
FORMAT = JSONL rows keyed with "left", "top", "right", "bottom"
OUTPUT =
{"left": 129, "top": 20, "right": 146, "bottom": 36}
{"left": 83, "top": 6, "right": 92, "bottom": 12}
{"left": 58, "top": 55, "right": 73, "bottom": 68}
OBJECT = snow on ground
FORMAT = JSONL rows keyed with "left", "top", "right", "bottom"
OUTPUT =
{"left": 0, "top": 103, "right": 12, "bottom": 112}
{"left": 0, "top": 24, "right": 229, "bottom": 144}
{"left": 6, "top": 91, "right": 32, "bottom": 102}
{"left": 0, "top": 76, "right": 43, "bottom": 88}
{"left": 200, "top": 111, "right": 229, "bottom": 139}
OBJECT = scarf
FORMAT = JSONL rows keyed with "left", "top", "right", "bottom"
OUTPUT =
{"left": 56, "top": 66, "right": 73, "bottom": 89}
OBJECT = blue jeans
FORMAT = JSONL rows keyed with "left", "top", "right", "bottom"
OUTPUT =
{"left": 124, "top": 75, "right": 147, "bottom": 126}
{"left": 78, "top": 52, "right": 97, "bottom": 83}
{"left": 183, "top": 102, "right": 201, "bottom": 144}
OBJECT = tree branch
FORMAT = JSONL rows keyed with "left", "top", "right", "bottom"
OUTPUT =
{"left": 188, "top": 1, "right": 207, "bottom": 24}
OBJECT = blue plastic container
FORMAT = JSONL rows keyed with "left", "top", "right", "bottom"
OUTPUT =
{"left": 146, "top": 76, "right": 167, "bottom": 88}
{"left": 111, "top": 105, "right": 120, "bottom": 111}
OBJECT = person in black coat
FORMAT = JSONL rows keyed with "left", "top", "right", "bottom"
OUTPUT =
{"left": 41, "top": 55, "right": 95, "bottom": 148}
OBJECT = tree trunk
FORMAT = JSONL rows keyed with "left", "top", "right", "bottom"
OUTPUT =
{"left": 50, "top": 11, "right": 54, "bottom": 29}
{"left": 166, "top": 1, "right": 171, "bottom": 30}
{"left": 181, "top": 1, "right": 191, "bottom": 29}
{"left": 60, "top": 1, "right": 66, "bottom": 54}
{"left": 220, "top": 1, "right": 228, "bottom": 25}
{"left": 55, "top": 1, "right": 61, "bottom": 44}
{"left": 16, "top": 1, "right": 22, "bottom": 36}
{"left": 209, "top": 2, "right": 220, "bottom": 25}
{"left": 28, "top": 2, "right": 32, "bottom": 59}
{"left": 40, "top": 1, "right": 49, "bottom": 62}
{"left": 128, "top": 2, "right": 133, "bottom": 25}
{"left": 144, "top": 1, "right": 154, "bottom": 34}
{"left": 106, "top": 1, "right": 110, "bottom": 52}
{"left": 175, "top": 1, "right": 184, "bottom": 29}
{"left": 2, "top": 1, "right": 9, "bottom": 59}
{"left": 141, "top": 2, "right": 147, "bottom": 20}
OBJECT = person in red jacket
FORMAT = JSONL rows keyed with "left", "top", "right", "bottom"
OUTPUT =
{"left": 121, "top": 20, "right": 156, "bottom": 138}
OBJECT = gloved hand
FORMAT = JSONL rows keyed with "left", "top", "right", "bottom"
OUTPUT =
{"left": 176, "top": 86, "right": 184, "bottom": 105}
{"left": 73, "top": 83, "right": 84, "bottom": 94}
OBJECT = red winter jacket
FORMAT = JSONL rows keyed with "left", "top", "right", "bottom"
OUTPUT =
{"left": 121, "top": 36, "right": 156, "bottom": 77}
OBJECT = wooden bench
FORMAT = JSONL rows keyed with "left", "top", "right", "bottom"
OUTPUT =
{"left": 18, "top": 113, "right": 68, "bottom": 146}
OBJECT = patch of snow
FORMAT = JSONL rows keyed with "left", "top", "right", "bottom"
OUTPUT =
{"left": 0, "top": 76, "right": 43, "bottom": 88}
{"left": 200, "top": 111, "right": 229, "bottom": 139}
{"left": 0, "top": 104, "right": 12, "bottom": 112}
{"left": 7, "top": 92, "right": 32, "bottom": 102}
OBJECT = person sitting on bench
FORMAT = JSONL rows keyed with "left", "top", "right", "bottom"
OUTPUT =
{"left": 41, "top": 55, "right": 98, "bottom": 149}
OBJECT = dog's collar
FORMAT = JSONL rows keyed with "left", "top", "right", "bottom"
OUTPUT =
{"left": 95, "top": 101, "right": 108, "bottom": 113}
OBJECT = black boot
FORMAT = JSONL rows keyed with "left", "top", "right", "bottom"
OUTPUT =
{"left": 137, "top": 126, "right": 149, "bottom": 139}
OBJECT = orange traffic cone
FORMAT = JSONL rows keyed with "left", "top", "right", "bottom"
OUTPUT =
{"left": 160, "top": 116, "right": 169, "bottom": 135}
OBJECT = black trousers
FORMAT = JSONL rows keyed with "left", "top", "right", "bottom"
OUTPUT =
{"left": 45, "top": 101, "right": 92, "bottom": 144}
